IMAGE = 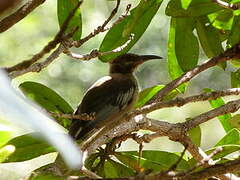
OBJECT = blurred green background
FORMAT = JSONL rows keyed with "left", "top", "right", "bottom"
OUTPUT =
{"left": 0, "top": 0, "right": 234, "bottom": 179}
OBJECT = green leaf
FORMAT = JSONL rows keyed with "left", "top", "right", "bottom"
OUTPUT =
{"left": 181, "top": 0, "right": 192, "bottom": 9}
{"left": 204, "top": 88, "right": 233, "bottom": 132}
{"left": 166, "top": 0, "right": 223, "bottom": 17}
{"left": 115, "top": 151, "right": 166, "bottom": 172}
{"left": 215, "top": 128, "right": 240, "bottom": 146}
{"left": 229, "top": 114, "right": 240, "bottom": 129}
{"left": 189, "top": 144, "right": 240, "bottom": 166}
{"left": 168, "top": 18, "right": 185, "bottom": 93}
{"left": 208, "top": 9, "right": 234, "bottom": 30}
{"left": 167, "top": 17, "right": 198, "bottom": 92}
{"left": 115, "top": 151, "right": 190, "bottom": 171}
{"left": 227, "top": 15, "right": 240, "bottom": 48}
{"left": 196, "top": 20, "right": 224, "bottom": 58}
{"left": 135, "top": 85, "right": 164, "bottom": 108}
{"left": 0, "top": 131, "right": 12, "bottom": 147}
{"left": 99, "top": 0, "right": 162, "bottom": 62}
{"left": 188, "top": 125, "right": 201, "bottom": 146}
{"left": 175, "top": 18, "right": 199, "bottom": 72}
{"left": 104, "top": 159, "right": 135, "bottom": 178}
{"left": 19, "top": 81, "right": 73, "bottom": 128}
{"left": 135, "top": 85, "right": 180, "bottom": 108}
{"left": 231, "top": 69, "right": 240, "bottom": 88}
{"left": 0, "top": 145, "right": 15, "bottom": 162}
{"left": 57, "top": 0, "right": 82, "bottom": 40}
{"left": 189, "top": 129, "right": 240, "bottom": 164}
{"left": 85, "top": 153, "right": 100, "bottom": 170}
{"left": 3, "top": 133, "right": 55, "bottom": 162}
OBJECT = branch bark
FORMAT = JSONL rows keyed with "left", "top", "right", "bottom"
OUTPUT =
{"left": 4, "top": 0, "right": 82, "bottom": 74}
{"left": 150, "top": 43, "right": 240, "bottom": 103}
{"left": 0, "top": 0, "right": 46, "bottom": 33}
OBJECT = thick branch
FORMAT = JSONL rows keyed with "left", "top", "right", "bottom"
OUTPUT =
{"left": 0, "top": 0, "right": 46, "bottom": 33}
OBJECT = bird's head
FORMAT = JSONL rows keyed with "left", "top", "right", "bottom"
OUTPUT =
{"left": 109, "top": 53, "right": 162, "bottom": 74}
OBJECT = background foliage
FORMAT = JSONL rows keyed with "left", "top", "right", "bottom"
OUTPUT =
{"left": 0, "top": 0, "right": 240, "bottom": 179}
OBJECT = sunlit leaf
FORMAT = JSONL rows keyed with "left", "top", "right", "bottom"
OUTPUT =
{"left": 19, "top": 81, "right": 73, "bottom": 128}
{"left": 57, "top": 0, "right": 82, "bottom": 40}
{"left": 215, "top": 128, "right": 240, "bottom": 146}
{"left": 135, "top": 85, "right": 164, "bottom": 108}
{"left": 181, "top": 0, "right": 192, "bottom": 9}
{"left": 166, "top": 0, "right": 222, "bottom": 17}
{"left": 208, "top": 9, "right": 234, "bottom": 30}
{"left": 0, "top": 145, "right": 15, "bottom": 163}
{"left": 99, "top": 0, "right": 163, "bottom": 62}
{"left": 0, "top": 131, "right": 12, "bottom": 147}
{"left": 3, "top": 133, "right": 55, "bottom": 163}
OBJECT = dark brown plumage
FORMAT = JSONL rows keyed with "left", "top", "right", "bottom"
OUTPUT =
{"left": 69, "top": 53, "right": 162, "bottom": 140}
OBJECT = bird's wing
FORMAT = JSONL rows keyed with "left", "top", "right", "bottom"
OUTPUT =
{"left": 69, "top": 75, "right": 137, "bottom": 139}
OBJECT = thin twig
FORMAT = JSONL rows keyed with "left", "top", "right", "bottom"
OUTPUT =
{"left": 66, "top": 34, "right": 134, "bottom": 60}
{"left": 176, "top": 147, "right": 223, "bottom": 177}
{"left": 71, "top": 0, "right": 124, "bottom": 48}
{"left": 107, "top": 4, "right": 131, "bottom": 30}
{"left": 9, "top": 44, "right": 64, "bottom": 78}
{"left": 5, "top": 0, "right": 82, "bottom": 74}
{"left": 0, "top": 0, "right": 46, "bottom": 33}
{"left": 132, "top": 88, "right": 240, "bottom": 117}
{"left": 101, "top": 0, "right": 120, "bottom": 28}
{"left": 167, "top": 145, "right": 188, "bottom": 172}
{"left": 150, "top": 43, "right": 240, "bottom": 103}
{"left": 49, "top": 111, "right": 95, "bottom": 121}
{"left": 212, "top": 0, "right": 240, "bottom": 10}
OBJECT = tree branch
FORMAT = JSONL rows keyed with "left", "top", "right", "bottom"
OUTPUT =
{"left": 8, "top": 44, "right": 64, "bottom": 78}
{"left": 66, "top": 158, "right": 240, "bottom": 180}
{"left": 0, "top": 0, "right": 46, "bottom": 33}
{"left": 65, "top": 34, "right": 134, "bottom": 60}
{"left": 150, "top": 43, "right": 240, "bottom": 103}
{"left": 212, "top": 0, "right": 240, "bottom": 10}
{"left": 4, "top": 0, "right": 82, "bottom": 74}
{"left": 132, "top": 88, "right": 240, "bottom": 117}
{"left": 70, "top": 1, "right": 131, "bottom": 48}
{"left": 49, "top": 111, "right": 95, "bottom": 121}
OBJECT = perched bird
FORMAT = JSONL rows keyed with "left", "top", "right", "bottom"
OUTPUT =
{"left": 69, "top": 53, "right": 162, "bottom": 140}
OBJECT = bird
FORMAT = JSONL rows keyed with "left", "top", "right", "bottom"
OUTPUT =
{"left": 69, "top": 53, "right": 162, "bottom": 140}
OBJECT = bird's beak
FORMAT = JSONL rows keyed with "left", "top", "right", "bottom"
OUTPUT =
{"left": 138, "top": 55, "right": 162, "bottom": 64}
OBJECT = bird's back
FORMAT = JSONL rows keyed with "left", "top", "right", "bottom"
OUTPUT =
{"left": 69, "top": 73, "right": 138, "bottom": 140}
